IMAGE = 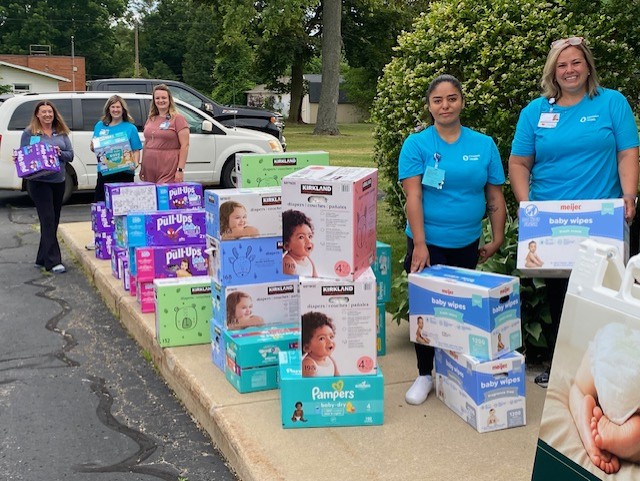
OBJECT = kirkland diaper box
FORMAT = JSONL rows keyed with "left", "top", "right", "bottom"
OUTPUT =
{"left": 205, "top": 235, "right": 287, "bottom": 285}
{"left": 434, "top": 349, "right": 526, "bottom": 433}
{"left": 224, "top": 324, "right": 300, "bottom": 393}
{"left": 154, "top": 276, "right": 212, "bottom": 347}
{"left": 212, "top": 278, "right": 299, "bottom": 330}
{"left": 517, "top": 199, "right": 628, "bottom": 278}
{"left": 279, "top": 350, "right": 384, "bottom": 429}
{"left": 408, "top": 265, "right": 521, "bottom": 361}
{"left": 299, "top": 268, "right": 377, "bottom": 376}
{"left": 156, "top": 182, "right": 203, "bottom": 210}
{"left": 104, "top": 182, "right": 157, "bottom": 216}
{"left": 281, "top": 166, "right": 378, "bottom": 281}
{"left": 135, "top": 244, "right": 208, "bottom": 282}
{"left": 125, "top": 209, "right": 206, "bottom": 248}
{"left": 373, "top": 241, "right": 392, "bottom": 303}
{"left": 235, "top": 151, "right": 330, "bottom": 188}
{"left": 204, "top": 187, "right": 283, "bottom": 240}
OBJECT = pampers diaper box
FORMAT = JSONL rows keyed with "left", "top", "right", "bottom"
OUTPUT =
{"left": 154, "top": 276, "right": 212, "bottom": 347}
{"left": 517, "top": 199, "right": 628, "bottom": 277}
{"left": 434, "top": 349, "right": 526, "bottom": 433}
{"left": 156, "top": 182, "right": 203, "bottom": 210}
{"left": 373, "top": 241, "right": 392, "bottom": 303}
{"left": 212, "top": 278, "right": 299, "bottom": 330}
{"left": 204, "top": 187, "right": 283, "bottom": 239}
{"left": 408, "top": 265, "right": 521, "bottom": 361}
{"left": 299, "top": 268, "right": 377, "bottom": 376}
{"left": 281, "top": 166, "right": 378, "bottom": 281}
{"left": 135, "top": 244, "right": 208, "bottom": 282}
{"left": 125, "top": 209, "right": 206, "bottom": 248}
{"left": 279, "top": 350, "right": 384, "bottom": 429}
{"left": 235, "top": 151, "right": 330, "bottom": 188}
{"left": 104, "top": 182, "right": 157, "bottom": 216}
{"left": 224, "top": 324, "right": 300, "bottom": 393}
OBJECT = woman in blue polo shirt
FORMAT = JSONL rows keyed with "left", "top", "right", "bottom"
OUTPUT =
{"left": 399, "top": 74, "right": 507, "bottom": 406}
{"left": 509, "top": 37, "right": 639, "bottom": 387}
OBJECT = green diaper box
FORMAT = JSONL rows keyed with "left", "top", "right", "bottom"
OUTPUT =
{"left": 279, "top": 350, "right": 384, "bottom": 429}
{"left": 235, "top": 151, "right": 330, "bottom": 188}
{"left": 154, "top": 276, "right": 212, "bottom": 347}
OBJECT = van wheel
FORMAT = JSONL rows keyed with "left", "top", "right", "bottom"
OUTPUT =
{"left": 221, "top": 156, "right": 238, "bottom": 188}
{"left": 62, "top": 164, "right": 76, "bottom": 204}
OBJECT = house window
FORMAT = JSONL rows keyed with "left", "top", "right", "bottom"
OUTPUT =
{"left": 13, "top": 84, "right": 31, "bottom": 93}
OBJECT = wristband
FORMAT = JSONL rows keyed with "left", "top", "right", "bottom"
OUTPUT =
{"left": 177, "top": 167, "right": 184, "bottom": 173}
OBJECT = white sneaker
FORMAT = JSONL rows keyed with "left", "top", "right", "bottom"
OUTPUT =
{"left": 405, "top": 375, "right": 433, "bottom": 405}
{"left": 85, "top": 242, "right": 96, "bottom": 251}
{"left": 51, "top": 264, "right": 66, "bottom": 274}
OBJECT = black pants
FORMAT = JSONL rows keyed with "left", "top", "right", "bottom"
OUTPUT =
{"left": 94, "top": 171, "right": 135, "bottom": 202}
{"left": 404, "top": 237, "right": 480, "bottom": 376}
{"left": 27, "top": 180, "right": 65, "bottom": 270}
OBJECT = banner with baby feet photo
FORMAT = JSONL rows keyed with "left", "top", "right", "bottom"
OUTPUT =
{"left": 531, "top": 240, "right": 640, "bottom": 481}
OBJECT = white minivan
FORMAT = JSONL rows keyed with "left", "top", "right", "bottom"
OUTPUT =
{"left": 0, "top": 92, "right": 284, "bottom": 202}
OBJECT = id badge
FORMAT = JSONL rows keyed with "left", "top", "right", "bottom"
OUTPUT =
{"left": 422, "top": 166, "right": 445, "bottom": 189}
{"left": 159, "top": 121, "right": 170, "bottom": 130}
{"left": 29, "top": 135, "right": 41, "bottom": 145}
{"left": 538, "top": 112, "right": 559, "bottom": 128}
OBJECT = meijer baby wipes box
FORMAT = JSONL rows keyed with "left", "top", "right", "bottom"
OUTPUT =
{"left": 517, "top": 199, "right": 628, "bottom": 277}
{"left": 434, "top": 349, "right": 526, "bottom": 433}
{"left": 409, "top": 265, "right": 521, "bottom": 360}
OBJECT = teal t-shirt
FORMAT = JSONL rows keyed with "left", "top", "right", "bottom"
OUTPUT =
{"left": 398, "top": 126, "right": 505, "bottom": 248}
{"left": 510, "top": 88, "right": 639, "bottom": 201}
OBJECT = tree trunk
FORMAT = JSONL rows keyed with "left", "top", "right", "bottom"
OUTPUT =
{"left": 313, "top": 0, "right": 341, "bottom": 135}
{"left": 288, "top": 59, "right": 305, "bottom": 124}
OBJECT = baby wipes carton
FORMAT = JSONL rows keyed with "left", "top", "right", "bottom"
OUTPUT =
{"left": 377, "top": 303, "right": 386, "bottom": 356}
{"left": 204, "top": 187, "right": 283, "bottom": 240}
{"left": 104, "top": 182, "right": 157, "bottom": 216}
{"left": 153, "top": 276, "right": 212, "bottom": 347}
{"left": 135, "top": 244, "right": 208, "bottom": 282}
{"left": 434, "top": 349, "right": 526, "bottom": 433}
{"left": 281, "top": 165, "right": 378, "bottom": 281}
{"left": 373, "top": 241, "right": 392, "bottom": 303}
{"left": 279, "top": 350, "right": 384, "bottom": 429}
{"left": 156, "top": 182, "right": 203, "bottom": 210}
{"left": 408, "top": 265, "right": 521, "bottom": 360}
{"left": 235, "top": 151, "right": 330, "bottom": 188}
{"left": 125, "top": 209, "right": 206, "bottom": 247}
{"left": 137, "top": 279, "right": 155, "bottom": 313}
{"left": 517, "top": 199, "right": 628, "bottom": 277}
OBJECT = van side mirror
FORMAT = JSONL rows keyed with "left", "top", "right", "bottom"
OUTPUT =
{"left": 202, "top": 120, "right": 213, "bottom": 133}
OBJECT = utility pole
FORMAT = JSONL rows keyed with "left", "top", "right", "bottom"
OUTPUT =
{"left": 134, "top": 23, "right": 140, "bottom": 78}
{"left": 71, "top": 35, "right": 76, "bottom": 90}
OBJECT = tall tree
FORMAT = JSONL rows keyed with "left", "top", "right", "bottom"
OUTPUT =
{"left": 313, "top": 0, "right": 341, "bottom": 135}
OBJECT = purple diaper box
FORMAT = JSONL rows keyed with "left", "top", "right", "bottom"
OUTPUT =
{"left": 135, "top": 244, "right": 208, "bottom": 282}
{"left": 104, "top": 182, "right": 157, "bottom": 216}
{"left": 14, "top": 142, "right": 60, "bottom": 179}
{"left": 95, "top": 232, "right": 114, "bottom": 260}
{"left": 125, "top": 209, "right": 206, "bottom": 247}
{"left": 111, "top": 246, "right": 127, "bottom": 279}
{"left": 91, "top": 202, "right": 114, "bottom": 233}
{"left": 157, "top": 182, "right": 203, "bottom": 210}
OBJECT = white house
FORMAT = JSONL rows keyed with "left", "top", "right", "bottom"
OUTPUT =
{"left": 0, "top": 61, "right": 70, "bottom": 93}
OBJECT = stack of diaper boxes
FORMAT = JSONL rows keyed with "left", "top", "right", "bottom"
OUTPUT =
{"left": 278, "top": 165, "right": 384, "bottom": 428}
{"left": 204, "top": 187, "right": 300, "bottom": 393}
{"left": 373, "top": 241, "right": 392, "bottom": 356}
{"left": 408, "top": 266, "right": 526, "bottom": 433}
{"left": 90, "top": 201, "right": 115, "bottom": 260}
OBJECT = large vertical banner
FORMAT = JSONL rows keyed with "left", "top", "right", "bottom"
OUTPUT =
{"left": 532, "top": 240, "right": 640, "bottom": 480}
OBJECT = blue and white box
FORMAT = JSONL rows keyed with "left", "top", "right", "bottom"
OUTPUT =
{"left": 156, "top": 182, "right": 203, "bottom": 210}
{"left": 517, "top": 199, "right": 628, "bottom": 277}
{"left": 408, "top": 265, "right": 521, "bottom": 360}
{"left": 373, "top": 241, "right": 392, "bottom": 303}
{"left": 434, "top": 348, "right": 526, "bottom": 433}
{"left": 210, "top": 322, "right": 226, "bottom": 372}
{"left": 278, "top": 350, "right": 384, "bottom": 429}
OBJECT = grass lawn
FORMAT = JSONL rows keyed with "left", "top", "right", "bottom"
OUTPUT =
{"left": 283, "top": 123, "right": 406, "bottom": 318}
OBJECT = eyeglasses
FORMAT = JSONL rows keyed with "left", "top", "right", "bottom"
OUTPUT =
{"left": 551, "top": 36, "right": 584, "bottom": 49}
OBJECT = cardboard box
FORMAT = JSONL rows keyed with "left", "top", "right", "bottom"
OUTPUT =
{"left": 409, "top": 265, "right": 521, "bottom": 360}
{"left": 206, "top": 235, "right": 287, "bottom": 286}
{"left": 91, "top": 202, "right": 114, "bottom": 233}
{"left": 135, "top": 244, "right": 208, "bottom": 282}
{"left": 235, "top": 151, "right": 329, "bottom": 188}
{"left": 111, "top": 246, "right": 127, "bottom": 279}
{"left": 224, "top": 324, "right": 300, "bottom": 393}
{"left": 434, "top": 349, "right": 526, "bottom": 433}
{"left": 377, "top": 303, "right": 386, "bottom": 357}
{"left": 278, "top": 350, "right": 384, "bottom": 429}
{"left": 104, "top": 182, "right": 157, "bottom": 217}
{"left": 93, "top": 131, "right": 135, "bottom": 176}
{"left": 212, "top": 278, "right": 299, "bottom": 330}
{"left": 204, "top": 187, "right": 283, "bottom": 240}
{"left": 156, "top": 182, "right": 203, "bottom": 210}
{"left": 373, "top": 241, "right": 392, "bottom": 303}
{"left": 153, "top": 276, "right": 212, "bottom": 347}
{"left": 210, "top": 322, "right": 226, "bottom": 372}
{"left": 13, "top": 142, "right": 60, "bottom": 179}
{"left": 137, "top": 279, "right": 155, "bottom": 313}
{"left": 125, "top": 209, "right": 206, "bottom": 247}
{"left": 94, "top": 232, "right": 114, "bottom": 260}
{"left": 299, "top": 268, "right": 377, "bottom": 376}
{"left": 281, "top": 166, "right": 378, "bottom": 281}
{"left": 517, "top": 199, "right": 628, "bottom": 277}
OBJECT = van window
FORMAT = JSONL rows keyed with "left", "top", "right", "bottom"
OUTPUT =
{"left": 8, "top": 99, "right": 73, "bottom": 131}
{"left": 81, "top": 98, "right": 146, "bottom": 131}
{"left": 105, "top": 83, "right": 149, "bottom": 94}
{"left": 169, "top": 86, "right": 203, "bottom": 109}
{"left": 176, "top": 105, "right": 206, "bottom": 134}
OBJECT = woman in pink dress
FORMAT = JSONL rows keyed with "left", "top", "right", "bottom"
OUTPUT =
{"left": 140, "top": 84, "right": 190, "bottom": 184}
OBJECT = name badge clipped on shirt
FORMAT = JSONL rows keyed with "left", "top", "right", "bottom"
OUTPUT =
{"left": 538, "top": 112, "right": 560, "bottom": 128}
{"left": 422, "top": 166, "right": 445, "bottom": 189}
{"left": 159, "top": 121, "right": 170, "bottom": 130}
{"left": 29, "top": 135, "right": 41, "bottom": 145}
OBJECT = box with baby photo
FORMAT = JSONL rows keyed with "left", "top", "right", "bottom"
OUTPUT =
{"left": 135, "top": 244, "right": 208, "bottom": 282}
{"left": 298, "top": 268, "right": 377, "bottom": 377}
{"left": 434, "top": 348, "right": 526, "bottom": 434}
{"left": 125, "top": 209, "right": 206, "bottom": 248}
{"left": 517, "top": 199, "right": 628, "bottom": 278}
{"left": 235, "top": 151, "right": 330, "bottom": 188}
{"left": 211, "top": 278, "right": 299, "bottom": 330}
{"left": 204, "top": 187, "right": 283, "bottom": 240}
{"left": 409, "top": 265, "right": 521, "bottom": 360}
{"left": 532, "top": 240, "right": 640, "bottom": 481}
{"left": 278, "top": 350, "right": 384, "bottom": 429}
{"left": 93, "top": 131, "right": 135, "bottom": 176}
{"left": 281, "top": 165, "right": 378, "bottom": 281}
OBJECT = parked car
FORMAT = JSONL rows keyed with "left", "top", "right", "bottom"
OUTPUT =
{"left": 0, "top": 91, "right": 284, "bottom": 202}
{"left": 87, "top": 78, "right": 285, "bottom": 148}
